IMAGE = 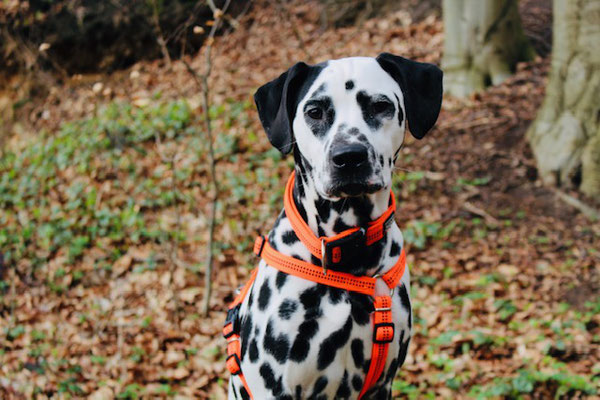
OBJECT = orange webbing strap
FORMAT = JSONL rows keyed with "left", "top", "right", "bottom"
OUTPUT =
{"left": 255, "top": 237, "right": 377, "bottom": 296}
{"left": 358, "top": 296, "right": 394, "bottom": 399}
{"left": 381, "top": 248, "right": 406, "bottom": 289}
{"left": 283, "top": 172, "right": 396, "bottom": 260}
{"left": 247, "top": 235, "right": 407, "bottom": 399}
{"left": 223, "top": 268, "right": 258, "bottom": 399}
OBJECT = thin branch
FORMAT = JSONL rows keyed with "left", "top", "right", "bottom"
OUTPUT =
{"left": 183, "top": 0, "right": 233, "bottom": 317}
{"left": 150, "top": 0, "right": 172, "bottom": 68}
{"left": 552, "top": 188, "right": 600, "bottom": 221}
{"left": 154, "top": 132, "right": 183, "bottom": 326}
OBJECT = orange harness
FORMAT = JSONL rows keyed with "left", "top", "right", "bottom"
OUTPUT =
{"left": 223, "top": 173, "right": 406, "bottom": 399}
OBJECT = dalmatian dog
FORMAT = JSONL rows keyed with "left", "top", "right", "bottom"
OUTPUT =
{"left": 229, "top": 53, "right": 442, "bottom": 399}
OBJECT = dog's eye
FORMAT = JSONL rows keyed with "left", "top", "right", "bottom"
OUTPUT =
{"left": 306, "top": 107, "right": 323, "bottom": 120}
{"left": 372, "top": 101, "right": 391, "bottom": 114}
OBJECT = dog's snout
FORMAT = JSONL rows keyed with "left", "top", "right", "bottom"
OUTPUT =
{"left": 331, "top": 144, "right": 369, "bottom": 170}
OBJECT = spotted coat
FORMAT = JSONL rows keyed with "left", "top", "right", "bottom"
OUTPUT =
{"left": 228, "top": 54, "right": 443, "bottom": 400}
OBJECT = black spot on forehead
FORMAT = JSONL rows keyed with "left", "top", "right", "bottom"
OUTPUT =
{"left": 345, "top": 80, "right": 354, "bottom": 90}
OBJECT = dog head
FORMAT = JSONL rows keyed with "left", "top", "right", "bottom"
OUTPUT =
{"left": 255, "top": 53, "right": 442, "bottom": 200}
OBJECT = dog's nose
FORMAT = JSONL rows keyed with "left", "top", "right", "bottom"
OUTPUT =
{"left": 331, "top": 144, "right": 369, "bottom": 170}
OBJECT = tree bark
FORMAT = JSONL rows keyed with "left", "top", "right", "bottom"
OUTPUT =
{"left": 527, "top": 0, "right": 600, "bottom": 197}
{"left": 442, "top": 0, "right": 536, "bottom": 97}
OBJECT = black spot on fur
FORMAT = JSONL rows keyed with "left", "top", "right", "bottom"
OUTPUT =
{"left": 293, "top": 193, "right": 309, "bottom": 223}
{"left": 290, "top": 286, "right": 325, "bottom": 361}
{"left": 247, "top": 285, "right": 255, "bottom": 309}
{"left": 352, "top": 374, "right": 363, "bottom": 391}
{"left": 282, "top": 230, "right": 299, "bottom": 245}
{"left": 394, "top": 93, "right": 404, "bottom": 126}
{"left": 231, "top": 380, "right": 239, "bottom": 400}
{"left": 276, "top": 271, "right": 288, "bottom": 290}
{"left": 240, "top": 386, "right": 250, "bottom": 400}
{"left": 289, "top": 319, "right": 318, "bottom": 362}
{"left": 317, "top": 316, "right": 353, "bottom": 370}
{"left": 351, "top": 338, "right": 364, "bottom": 368}
{"left": 263, "top": 319, "right": 290, "bottom": 363}
{"left": 259, "top": 362, "right": 284, "bottom": 397}
{"left": 345, "top": 80, "right": 354, "bottom": 90}
{"left": 295, "top": 385, "right": 302, "bottom": 400}
{"left": 336, "top": 370, "right": 351, "bottom": 399}
{"left": 385, "top": 357, "right": 399, "bottom": 383}
{"left": 258, "top": 280, "right": 272, "bottom": 311}
{"left": 317, "top": 226, "right": 326, "bottom": 237}
{"left": 397, "top": 331, "right": 410, "bottom": 367}
{"left": 311, "top": 376, "right": 328, "bottom": 397}
{"left": 315, "top": 199, "right": 331, "bottom": 223}
{"left": 279, "top": 299, "right": 298, "bottom": 320}
{"left": 348, "top": 127, "right": 360, "bottom": 136}
{"left": 363, "top": 358, "right": 371, "bottom": 373}
{"left": 356, "top": 133, "right": 369, "bottom": 144}
{"left": 333, "top": 217, "right": 352, "bottom": 232}
{"left": 398, "top": 284, "right": 412, "bottom": 329}
{"left": 349, "top": 293, "right": 373, "bottom": 325}
{"left": 379, "top": 154, "right": 384, "bottom": 167}
{"left": 390, "top": 241, "right": 400, "bottom": 257}
{"left": 240, "top": 314, "right": 253, "bottom": 359}
{"left": 328, "top": 287, "right": 344, "bottom": 304}
{"left": 249, "top": 338, "right": 259, "bottom": 362}
{"left": 374, "top": 388, "right": 389, "bottom": 399}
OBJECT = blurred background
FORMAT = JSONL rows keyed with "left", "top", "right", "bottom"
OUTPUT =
{"left": 0, "top": 0, "right": 598, "bottom": 398}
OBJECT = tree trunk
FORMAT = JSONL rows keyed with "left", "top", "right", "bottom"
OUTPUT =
{"left": 442, "top": 0, "right": 536, "bottom": 97}
{"left": 527, "top": 0, "right": 600, "bottom": 197}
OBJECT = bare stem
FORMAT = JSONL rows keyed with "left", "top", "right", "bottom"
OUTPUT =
{"left": 151, "top": 0, "right": 172, "bottom": 68}
{"left": 184, "top": 0, "right": 232, "bottom": 317}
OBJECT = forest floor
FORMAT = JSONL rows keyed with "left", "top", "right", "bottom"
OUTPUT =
{"left": 1, "top": 1, "right": 598, "bottom": 399}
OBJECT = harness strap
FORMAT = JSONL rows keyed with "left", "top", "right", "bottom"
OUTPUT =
{"left": 255, "top": 237, "right": 376, "bottom": 295}
{"left": 358, "top": 296, "right": 394, "bottom": 399}
{"left": 284, "top": 172, "right": 396, "bottom": 268}
{"left": 254, "top": 236, "right": 406, "bottom": 296}
{"left": 223, "top": 268, "right": 258, "bottom": 399}
{"left": 224, "top": 176, "right": 407, "bottom": 399}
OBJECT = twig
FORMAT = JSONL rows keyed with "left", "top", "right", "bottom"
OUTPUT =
{"left": 150, "top": 0, "right": 172, "bottom": 68}
{"left": 552, "top": 188, "right": 600, "bottom": 221}
{"left": 462, "top": 201, "right": 500, "bottom": 226}
{"left": 154, "top": 132, "right": 182, "bottom": 326}
{"left": 183, "top": 0, "right": 232, "bottom": 317}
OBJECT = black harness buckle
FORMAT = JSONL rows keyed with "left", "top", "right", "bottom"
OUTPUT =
{"left": 223, "top": 304, "right": 240, "bottom": 339}
{"left": 322, "top": 228, "right": 366, "bottom": 270}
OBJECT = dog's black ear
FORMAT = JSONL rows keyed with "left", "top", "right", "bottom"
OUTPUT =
{"left": 376, "top": 53, "right": 443, "bottom": 139}
{"left": 254, "top": 62, "right": 317, "bottom": 154}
